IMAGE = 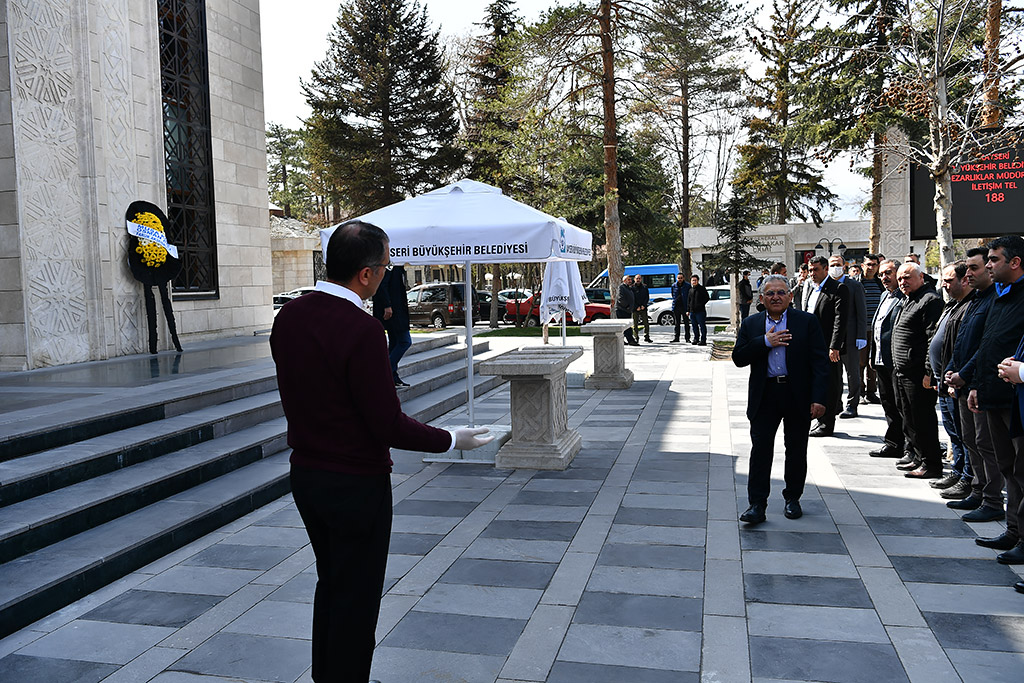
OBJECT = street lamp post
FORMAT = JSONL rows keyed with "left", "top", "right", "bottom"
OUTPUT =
{"left": 816, "top": 238, "right": 847, "bottom": 256}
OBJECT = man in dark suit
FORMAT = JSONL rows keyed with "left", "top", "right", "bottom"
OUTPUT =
{"left": 372, "top": 264, "right": 412, "bottom": 387}
{"left": 734, "top": 275, "right": 829, "bottom": 524}
{"left": 616, "top": 275, "right": 638, "bottom": 345}
{"left": 829, "top": 254, "right": 867, "bottom": 418}
{"left": 867, "top": 259, "right": 906, "bottom": 459}
{"left": 803, "top": 255, "right": 848, "bottom": 436}
{"left": 271, "top": 222, "right": 492, "bottom": 682}
{"left": 670, "top": 273, "right": 691, "bottom": 343}
{"left": 688, "top": 275, "right": 710, "bottom": 345}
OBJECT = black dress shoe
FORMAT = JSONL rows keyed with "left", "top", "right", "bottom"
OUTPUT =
{"left": 930, "top": 473, "right": 961, "bottom": 489}
{"left": 905, "top": 467, "right": 943, "bottom": 479}
{"left": 939, "top": 480, "right": 972, "bottom": 499}
{"left": 947, "top": 494, "right": 982, "bottom": 510}
{"left": 997, "top": 542, "right": 1024, "bottom": 565}
{"left": 809, "top": 425, "right": 833, "bottom": 437}
{"left": 784, "top": 500, "right": 803, "bottom": 520}
{"left": 869, "top": 446, "right": 901, "bottom": 458}
{"left": 839, "top": 409, "right": 858, "bottom": 419}
{"left": 670, "top": 338, "right": 679, "bottom": 343}
{"left": 740, "top": 503, "right": 767, "bottom": 525}
{"left": 394, "top": 378, "right": 410, "bottom": 387}
{"left": 962, "top": 505, "right": 1004, "bottom": 522}
{"left": 896, "top": 460, "right": 922, "bottom": 471}
{"left": 976, "top": 532, "right": 1019, "bottom": 550}
{"left": 645, "top": 337, "right": 653, "bottom": 343}
{"left": 863, "top": 393, "right": 881, "bottom": 404}
{"left": 1015, "top": 581, "right": 1024, "bottom": 595}
{"left": 895, "top": 453, "right": 916, "bottom": 466}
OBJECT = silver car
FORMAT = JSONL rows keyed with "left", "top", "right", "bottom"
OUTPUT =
{"left": 649, "top": 285, "right": 731, "bottom": 324}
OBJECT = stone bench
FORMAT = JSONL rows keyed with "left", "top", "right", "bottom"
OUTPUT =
{"left": 581, "top": 319, "right": 634, "bottom": 389}
{"left": 479, "top": 346, "right": 584, "bottom": 470}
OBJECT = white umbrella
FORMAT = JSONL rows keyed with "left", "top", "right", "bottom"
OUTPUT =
{"left": 320, "top": 179, "right": 593, "bottom": 425}
{"left": 540, "top": 260, "right": 589, "bottom": 346}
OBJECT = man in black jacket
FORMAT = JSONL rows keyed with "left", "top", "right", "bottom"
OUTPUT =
{"left": 867, "top": 260, "right": 905, "bottom": 459}
{"left": 372, "top": 264, "right": 412, "bottom": 387}
{"left": 670, "top": 273, "right": 691, "bottom": 343}
{"left": 633, "top": 275, "right": 652, "bottom": 343}
{"left": 734, "top": 275, "right": 828, "bottom": 524}
{"left": 804, "top": 256, "right": 848, "bottom": 437}
{"left": 738, "top": 270, "right": 754, "bottom": 320}
{"left": 829, "top": 255, "right": 868, "bottom": 418}
{"left": 617, "top": 275, "right": 639, "bottom": 346}
{"left": 952, "top": 236, "right": 1024, "bottom": 562}
{"left": 891, "top": 262, "right": 945, "bottom": 479}
{"left": 688, "top": 275, "right": 710, "bottom": 345}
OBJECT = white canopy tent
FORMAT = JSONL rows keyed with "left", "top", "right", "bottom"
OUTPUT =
{"left": 539, "top": 260, "right": 589, "bottom": 346}
{"left": 320, "top": 179, "right": 593, "bottom": 425}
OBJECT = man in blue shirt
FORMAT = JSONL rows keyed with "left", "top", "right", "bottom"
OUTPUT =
{"left": 733, "top": 275, "right": 829, "bottom": 524}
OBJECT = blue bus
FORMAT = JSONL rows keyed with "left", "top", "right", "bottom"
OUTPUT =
{"left": 588, "top": 263, "right": 680, "bottom": 300}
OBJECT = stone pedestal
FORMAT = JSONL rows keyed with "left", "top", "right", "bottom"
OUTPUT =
{"left": 479, "top": 347, "right": 584, "bottom": 470}
{"left": 581, "top": 319, "right": 635, "bottom": 389}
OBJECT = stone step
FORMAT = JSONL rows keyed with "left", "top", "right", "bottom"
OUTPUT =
{"left": 402, "top": 371, "right": 508, "bottom": 426}
{"left": 0, "top": 418, "right": 288, "bottom": 564}
{"left": 396, "top": 347, "right": 506, "bottom": 402}
{"left": 0, "top": 392, "right": 284, "bottom": 508}
{"left": 0, "top": 451, "right": 291, "bottom": 639}
{"left": 394, "top": 339, "right": 490, "bottom": 378}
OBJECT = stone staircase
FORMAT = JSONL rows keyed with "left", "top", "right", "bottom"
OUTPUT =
{"left": 0, "top": 333, "right": 505, "bottom": 638}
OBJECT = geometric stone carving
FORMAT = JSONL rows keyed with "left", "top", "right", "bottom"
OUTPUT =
{"left": 581, "top": 319, "right": 635, "bottom": 389}
{"left": 879, "top": 127, "right": 911, "bottom": 261}
{"left": 479, "top": 347, "right": 584, "bottom": 470}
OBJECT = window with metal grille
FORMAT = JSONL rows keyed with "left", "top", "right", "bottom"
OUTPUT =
{"left": 158, "top": 0, "right": 218, "bottom": 297}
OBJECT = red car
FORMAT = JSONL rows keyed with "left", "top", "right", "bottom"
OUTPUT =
{"left": 504, "top": 293, "right": 611, "bottom": 327}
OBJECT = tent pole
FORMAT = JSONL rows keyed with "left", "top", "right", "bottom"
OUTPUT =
{"left": 465, "top": 260, "right": 475, "bottom": 428}
{"left": 561, "top": 311, "right": 567, "bottom": 346}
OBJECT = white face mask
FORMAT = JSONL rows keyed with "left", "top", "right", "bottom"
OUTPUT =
{"left": 828, "top": 266, "right": 844, "bottom": 279}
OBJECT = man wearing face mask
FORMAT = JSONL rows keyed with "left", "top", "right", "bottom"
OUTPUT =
{"left": 804, "top": 256, "right": 848, "bottom": 437}
{"left": 828, "top": 254, "right": 867, "bottom": 418}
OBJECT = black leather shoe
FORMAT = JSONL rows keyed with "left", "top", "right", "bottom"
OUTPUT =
{"left": 784, "top": 500, "right": 803, "bottom": 520}
{"left": 976, "top": 532, "right": 1019, "bottom": 550}
{"left": 809, "top": 425, "right": 833, "bottom": 438}
{"left": 1015, "top": 581, "right": 1024, "bottom": 595}
{"left": 930, "top": 473, "right": 961, "bottom": 489}
{"left": 896, "top": 459, "right": 922, "bottom": 471}
{"left": 905, "top": 467, "right": 943, "bottom": 479}
{"left": 670, "top": 338, "right": 679, "bottom": 343}
{"left": 863, "top": 393, "right": 881, "bottom": 404}
{"left": 839, "top": 409, "right": 858, "bottom": 419}
{"left": 997, "top": 542, "right": 1024, "bottom": 565}
{"left": 645, "top": 337, "right": 653, "bottom": 343}
{"left": 740, "top": 503, "right": 767, "bottom": 525}
{"left": 896, "top": 453, "right": 916, "bottom": 466}
{"left": 394, "top": 378, "right": 410, "bottom": 387}
{"left": 947, "top": 494, "right": 982, "bottom": 510}
{"left": 939, "top": 480, "right": 972, "bottom": 499}
{"left": 869, "top": 446, "right": 901, "bottom": 458}
{"left": 962, "top": 505, "right": 1003, "bottom": 521}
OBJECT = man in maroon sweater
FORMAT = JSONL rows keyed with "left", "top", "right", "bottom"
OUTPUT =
{"left": 271, "top": 221, "right": 492, "bottom": 683}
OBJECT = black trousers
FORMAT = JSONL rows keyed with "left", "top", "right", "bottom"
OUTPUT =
{"left": 893, "top": 372, "right": 942, "bottom": 471}
{"left": 988, "top": 407, "right": 1024, "bottom": 539}
{"left": 616, "top": 308, "right": 636, "bottom": 343}
{"left": 673, "top": 310, "right": 690, "bottom": 340}
{"left": 748, "top": 380, "right": 811, "bottom": 505}
{"left": 291, "top": 466, "right": 392, "bottom": 683}
{"left": 818, "top": 360, "right": 843, "bottom": 430}
{"left": 874, "top": 366, "right": 905, "bottom": 451}
{"left": 959, "top": 396, "right": 1004, "bottom": 511}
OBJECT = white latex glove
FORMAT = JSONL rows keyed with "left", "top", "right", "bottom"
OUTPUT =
{"left": 454, "top": 427, "right": 495, "bottom": 450}
{"left": 855, "top": 339, "right": 867, "bottom": 350}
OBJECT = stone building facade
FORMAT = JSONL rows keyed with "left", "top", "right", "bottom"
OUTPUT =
{"left": 0, "top": 0, "right": 271, "bottom": 371}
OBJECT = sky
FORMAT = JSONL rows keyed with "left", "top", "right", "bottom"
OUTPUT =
{"left": 258, "top": 0, "right": 869, "bottom": 221}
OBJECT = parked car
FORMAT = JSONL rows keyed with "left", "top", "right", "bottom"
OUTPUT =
{"left": 648, "top": 297, "right": 676, "bottom": 326}
{"left": 406, "top": 282, "right": 480, "bottom": 328}
{"left": 497, "top": 288, "right": 532, "bottom": 303}
{"left": 273, "top": 286, "right": 316, "bottom": 309}
{"left": 585, "top": 288, "right": 612, "bottom": 304}
{"left": 504, "top": 292, "right": 611, "bottom": 327}
{"left": 587, "top": 264, "right": 680, "bottom": 298}
{"left": 648, "top": 284, "right": 731, "bottom": 324}
{"left": 476, "top": 290, "right": 500, "bottom": 321}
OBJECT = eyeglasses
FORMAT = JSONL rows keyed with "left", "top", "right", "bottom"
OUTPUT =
{"left": 371, "top": 262, "right": 393, "bottom": 271}
{"left": 762, "top": 290, "right": 789, "bottom": 297}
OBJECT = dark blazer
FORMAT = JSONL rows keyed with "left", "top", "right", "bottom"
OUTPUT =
{"left": 371, "top": 265, "right": 409, "bottom": 331}
{"left": 839, "top": 276, "right": 867, "bottom": 344}
{"left": 806, "top": 276, "right": 848, "bottom": 352}
{"left": 633, "top": 281, "right": 650, "bottom": 309}
{"left": 688, "top": 284, "right": 709, "bottom": 314}
{"left": 616, "top": 282, "right": 635, "bottom": 315}
{"left": 733, "top": 309, "right": 829, "bottom": 420}
{"left": 868, "top": 289, "right": 903, "bottom": 369}
{"left": 671, "top": 280, "right": 691, "bottom": 313}
{"left": 959, "top": 278, "right": 1024, "bottom": 409}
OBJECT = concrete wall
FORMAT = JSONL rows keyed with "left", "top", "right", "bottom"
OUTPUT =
{"left": 271, "top": 237, "right": 316, "bottom": 295}
{"left": 0, "top": 2, "right": 26, "bottom": 371}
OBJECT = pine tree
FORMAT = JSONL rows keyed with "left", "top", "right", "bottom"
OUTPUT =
{"left": 266, "top": 123, "right": 310, "bottom": 219}
{"left": 733, "top": 0, "right": 837, "bottom": 226}
{"left": 700, "top": 192, "right": 771, "bottom": 325}
{"left": 302, "top": 0, "right": 464, "bottom": 214}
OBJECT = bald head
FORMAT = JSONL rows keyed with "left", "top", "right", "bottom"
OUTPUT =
{"left": 897, "top": 262, "right": 924, "bottom": 295}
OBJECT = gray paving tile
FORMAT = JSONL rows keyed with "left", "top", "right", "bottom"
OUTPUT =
{"left": 183, "top": 543, "right": 296, "bottom": 571}
{"left": 222, "top": 600, "right": 311, "bottom": 639}
{"left": 557, "top": 623, "right": 700, "bottom": 671}
{"left": 253, "top": 507, "right": 304, "bottom": 528}
{"left": 744, "top": 573, "right": 874, "bottom": 608}
{"left": 392, "top": 499, "right": 480, "bottom": 517}
{"left": 749, "top": 636, "right": 909, "bottom": 682}
{"left": 225, "top": 525, "right": 310, "bottom": 548}
{"left": 381, "top": 611, "right": 526, "bottom": 656}
{"left": 369, "top": 646, "right": 505, "bottom": 683}
{"left": 586, "top": 565, "right": 703, "bottom": 598}
{"left": 137, "top": 565, "right": 262, "bottom": 597}
{"left": 406, "top": 486, "right": 492, "bottom": 502}
{"left": 533, "top": 468, "right": 609, "bottom": 481}
{"left": 598, "top": 543, "right": 704, "bottom": 570}
{"left": 741, "top": 550, "right": 859, "bottom": 578}
{"left": 547, "top": 661, "right": 694, "bottom": 682}
{"left": 886, "top": 625, "right": 963, "bottom": 683}
{"left": 907, "top": 582, "right": 1024, "bottom": 617}
{"left": 523, "top": 478, "right": 603, "bottom": 492}
{"left": 81, "top": 590, "right": 221, "bottom": 628}
{"left": 0, "top": 654, "right": 117, "bottom": 683}
{"left": 441, "top": 558, "right": 557, "bottom": 589}
{"left": 267, "top": 572, "right": 316, "bottom": 604}
{"left": 890, "top": 555, "right": 1020, "bottom": 586}
{"left": 574, "top": 591, "right": 701, "bottom": 631}
{"left": 747, "top": 603, "right": 889, "bottom": 643}
{"left": 169, "top": 632, "right": 309, "bottom": 682}
{"left": 480, "top": 520, "right": 580, "bottom": 541}
{"left": 621, "top": 493, "right": 706, "bottom": 510}
{"left": 416, "top": 583, "right": 542, "bottom": 619}
{"left": 924, "top": 611, "right": 1024, "bottom": 652}
{"left": 17, "top": 620, "right": 176, "bottom": 665}
{"left": 739, "top": 530, "right": 848, "bottom": 554}
{"left": 388, "top": 532, "right": 444, "bottom": 555}
{"left": 606, "top": 523, "right": 704, "bottom": 546}
{"left": 511, "top": 490, "right": 599, "bottom": 507}
{"left": 464, "top": 537, "right": 569, "bottom": 563}
{"left": 876, "top": 534, "right": 995, "bottom": 559}
{"left": 390, "top": 514, "right": 462, "bottom": 535}
{"left": 496, "top": 504, "right": 589, "bottom": 522}
{"left": 149, "top": 673, "right": 263, "bottom": 682}
{"left": 613, "top": 507, "right": 707, "bottom": 528}
{"left": 947, "top": 648, "right": 1024, "bottom": 683}
{"left": 865, "top": 516, "right": 977, "bottom": 538}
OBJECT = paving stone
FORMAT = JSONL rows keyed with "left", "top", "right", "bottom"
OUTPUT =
{"left": 225, "top": 525, "right": 310, "bottom": 548}
{"left": 496, "top": 505, "right": 589, "bottom": 522}
{"left": 613, "top": 507, "right": 707, "bottom": 528}
{"left": 183, "top": 543, "right": 296, "bottom": 571}
{"left": 369, "top": 646, "right": 505, "bottom": 683}
{"left": 267, "top": 572, "right": 316, "bottom": 603}
{"left": 221, "top": 600, "right": 311, "bottom": 639}
{"left": 585, "top": 565, "right": 703, "bottom": 598}
{"left": 464, "top": 537, "right": 569, "bottom": 563}
{"left": 253, "top": 507, "right": 304, "bottom": 528}
{"left": 81, "top": 590, "right": 222, "bottom": 628}
{"left": 606, "top": 523, "right": 704, "bottom": 546}
{"left": 886, "top": 625, "right": 962, "bottom": 683}
{"left": 741, "top": 550, "right": 859, "bottom": 578}
{"left": 744, "top": 573, "right": 874, "bottom": 608}
{"left": 406, "top": 486, "right": 492, "bottom": 502}
{"left": 749, "top": 636, "right": 909, "bottom": 683}
{"left": 381, "top": 611, "right": 526, "bottom": 656}
{"left": 876, "top": 534, "right": 995, "bottom": 559}
{"left": 0, "top": 654, "right": 117, "bottom": 683}
{"left": 137, "top": 565, "right": 262, "bottom": 596}
{"left": 747, "top": 603, "right": 889, "bottom": 643}
{"left": 890, "top": 555, "right": 1021, "bottom": 586}
{"left": 620, "top": 493, "right": 706, "bottom": 510}
{"left": 480, "top": 520, "right": 580, "bottom": 541}
{"left": 533, "top": 468, "right": 610, "bottom": 481}
{"left": 739, "top": 530, "right": 848, "bottom": 554}
{"left": 169, "top": 632, "right": 309, "bottom": 682}
{"left": 390, "top": 514, "right": 462, "bottom": 535}
{"left": 947, "top": 648, "right": 1024, "bottom": 683}
{"left": 573, "top": 591, "right": 701, "bottom": 631}
{"left": 441, "top": 558, "right": 557, "bottom": 589}
{"left": 598, "top": 543, "right": 704, "bottom": 570}
{"left": 906, "top": 582, "right": 1024, "bottom": 617}
{"left": 865, "top": 516, "right": 977, "bottom": 538}
{"left": 557, "top": 623, "right": 700, "bottom": 672}
{"left": 392, "top": 499, "right": 480, "bottom": 517}
{"left": 547, "top": 661, "right": 693, "bottom": 683}
{"left": 416, "top": 583, "right": 542, "bottom": 620}
{"left": 923, "top": 611, "right": 1024, "bottom": 652}
{"left": 510, "top": 490, "right": 599, "bottom": 507}
{"left": 388, "top": 532, "right": 444, "bottom": 555}
{"left": 17, "top": 620, "right": 176, "bottom": 665}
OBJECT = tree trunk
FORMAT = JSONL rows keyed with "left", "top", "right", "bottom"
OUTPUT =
{"left": 931, "top": 72, "right": 955, "bottom": 268}
{"left": 489, "top": 263, "right": 501, "bottom": 328}
{"left": 982, "top": 0, "right": 1001, "bottom": 129}
{"left": 598, "top": 0, "right": 623, "bottom": 310}
{"left": 679, "top": 70, "right": 691, "bottom": 278}
{"left": 870, "top": 132, "right": 882, "bottom": 253}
